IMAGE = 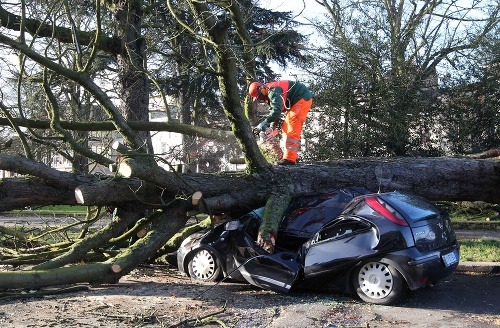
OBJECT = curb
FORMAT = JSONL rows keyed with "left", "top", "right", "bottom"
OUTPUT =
{"left": 456, "top": 261, "right": 500, "bottom": 274}
{"left": 455, "top": 230, "right": 500, "bottom": 240}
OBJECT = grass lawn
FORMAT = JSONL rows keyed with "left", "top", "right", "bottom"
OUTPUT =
{"left": 459, "top": 239, "right": 500, "bottom": 262}
{"left": 18, "top": 205, "right": 88, "bottom": 215}
{"left": 441, "top": 201, "right": 499, "bottom": 263}
{"left": 440, "top": 201, "right": 499, "bottom": 229}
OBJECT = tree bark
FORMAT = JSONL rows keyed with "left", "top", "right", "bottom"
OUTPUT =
{"left": 112, "top": 0, "right": 152, "bottom": 152}
{"left": 257, "top": 187, "right": 292, "bottom": 253}
{"left": 188, "top": 2, "right": 270, "bottom": 173}
{"left": 74, "top": 178, "right": 164, "bottom": 207}
{"left": 469, "top": 148, "right": 500, "bottom": 159}
{"left": 2, "top": 156, "right": 499, "bottom": 214}
{"left": 0, "top": 5, "right": 121, "bottom": 54}
{"left": 79, "top": 156, "right": 500, "bottom": 205}
{"left": 0, "top": 178, "right": 81, "bottom": 211}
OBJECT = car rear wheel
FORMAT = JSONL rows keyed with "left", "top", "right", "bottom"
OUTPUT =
{"left": 187, "top": 248, "right": 222, "bottom": 282}
{"left": 353, "top": 261, "right": 406, "bottom": 305}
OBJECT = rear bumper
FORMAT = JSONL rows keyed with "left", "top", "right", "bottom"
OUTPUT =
{"left": 383, "top": 241, "right": 460, "bottom": 290}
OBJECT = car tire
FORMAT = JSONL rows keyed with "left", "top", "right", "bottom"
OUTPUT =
{"left": 352, "top": 260, "right": 407, "bottom": 305}
{"left": 187, "top": 248, "right": 222, "bottom": 282}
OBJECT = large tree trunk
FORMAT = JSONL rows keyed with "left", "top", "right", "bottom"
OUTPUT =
{"left": 2, "top": 155, "right": 498, "bottom": 213}
{"left": 1, "top": 154, "right": 498, "bottom": 290}
{"left": 112, "top": 0, "right": 151, "bottom": 152}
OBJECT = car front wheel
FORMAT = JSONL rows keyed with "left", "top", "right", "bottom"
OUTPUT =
{"left": 187, "top": 248, "right": 222, "bottom": 282}
{"left": 353, "top": 260, "right": 406, "bottom": 305}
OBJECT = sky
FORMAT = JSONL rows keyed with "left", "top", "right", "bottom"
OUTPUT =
{"left": 258, "top": 0, "right": 328, "bottom": 81}
{"left": 260, "top": 0, "right": 490, "bottom": 81}
{"left": 260, "top": 0, "right": 326, "bottom": 21}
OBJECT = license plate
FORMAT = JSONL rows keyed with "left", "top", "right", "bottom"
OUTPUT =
{"left": 442, "top": 250, "right": 459, "bottom": 267}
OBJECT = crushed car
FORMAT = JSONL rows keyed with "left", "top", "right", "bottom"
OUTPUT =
{"left": 177, "top": 188, "right": 459, "bottom": 305}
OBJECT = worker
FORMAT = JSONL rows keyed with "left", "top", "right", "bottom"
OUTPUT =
{"left": 248, "top": 80, "right": 313, "bottom": 165}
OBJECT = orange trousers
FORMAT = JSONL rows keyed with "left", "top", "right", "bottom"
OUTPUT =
{"left": 281, "top": 98, "right": 312, "bottom": 162}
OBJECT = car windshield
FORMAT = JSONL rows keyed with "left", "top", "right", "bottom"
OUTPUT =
{"left": 380, "top": 193, "right": 442, "bottom": 221}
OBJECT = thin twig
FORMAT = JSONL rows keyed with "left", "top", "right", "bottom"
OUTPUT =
{"left": 166, "top": 300, "right": 228, "bottom": 328}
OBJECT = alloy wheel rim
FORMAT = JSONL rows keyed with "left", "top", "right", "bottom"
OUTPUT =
{"left": 358, "top": 262, "right": 394, "bottom": 299}
{"left": 191, "top": 249, "right": 216, "bottom": 280}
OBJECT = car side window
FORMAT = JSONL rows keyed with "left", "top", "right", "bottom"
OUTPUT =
{"left": 312, "top": 218, "right": 371, "bottom": 244}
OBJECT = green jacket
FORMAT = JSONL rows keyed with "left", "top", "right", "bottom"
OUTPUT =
{"left": 264, "top": 80, "right": 313, "bottom": 124}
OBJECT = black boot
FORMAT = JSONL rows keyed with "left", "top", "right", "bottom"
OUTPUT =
{"left": 277, "top": 159, "right": 296, "bottom": 165}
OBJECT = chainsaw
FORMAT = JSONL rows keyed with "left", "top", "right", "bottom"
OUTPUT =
{"left": 253, "top": 125, "right": 283, "bottom": 161}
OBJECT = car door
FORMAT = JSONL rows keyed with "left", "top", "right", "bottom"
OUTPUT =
{"left": 302, "top": 217, "right": 379, "bottom": 278}
{"left": 226, "top": 229, "right": 301, "bottom": 293}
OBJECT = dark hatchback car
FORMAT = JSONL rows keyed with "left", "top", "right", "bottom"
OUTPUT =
{"left": 177, "top": 188, "right": 459, "bottom": 305}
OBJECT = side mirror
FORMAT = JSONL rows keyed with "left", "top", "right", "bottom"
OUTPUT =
{"left": 225, "top": 220, "right": 241, "bottom": 231}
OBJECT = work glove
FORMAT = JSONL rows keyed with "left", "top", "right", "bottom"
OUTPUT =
{"left": 256, "top": 121, "right": 269, "bottom": 132}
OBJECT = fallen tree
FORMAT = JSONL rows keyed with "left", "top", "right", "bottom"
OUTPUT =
{"left": 1, "top": 152, "right": 499, "bottom": 288}
{"left": 2, "top": 154, "right": 499, "bottom": 212}
{"left": 0, "top": 205, "right": 190, "bottom": 289}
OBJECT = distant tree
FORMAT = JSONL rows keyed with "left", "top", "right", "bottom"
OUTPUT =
{"left": 303, "top": 0, "right": 499, "bottom": 159}
{"left": 439, "top": 33, "right": 500, "bottom": 155}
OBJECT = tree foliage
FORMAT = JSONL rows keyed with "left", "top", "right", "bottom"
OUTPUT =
{"left": 302, "top": 0, "right": 499, "bottom": 160}
{"left": 439, "top": 26, "right": 500, "bottom": 154}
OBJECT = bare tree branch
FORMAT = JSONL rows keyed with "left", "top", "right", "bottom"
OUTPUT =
{"left": 0, "top": 4, "right": 121, "bottom": 55}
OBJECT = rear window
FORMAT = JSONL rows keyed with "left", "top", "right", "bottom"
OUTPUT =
{"left": 379, "top": 193, "right": 443, "bottom": 221}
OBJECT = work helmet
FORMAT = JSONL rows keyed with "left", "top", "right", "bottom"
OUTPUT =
{"left": 248, "top": 82, "right": 264, "bottom": 101}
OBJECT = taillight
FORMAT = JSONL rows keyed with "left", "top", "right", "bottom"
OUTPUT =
{"left": 365, "top": 196, "right": 408, "bottom": 226}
